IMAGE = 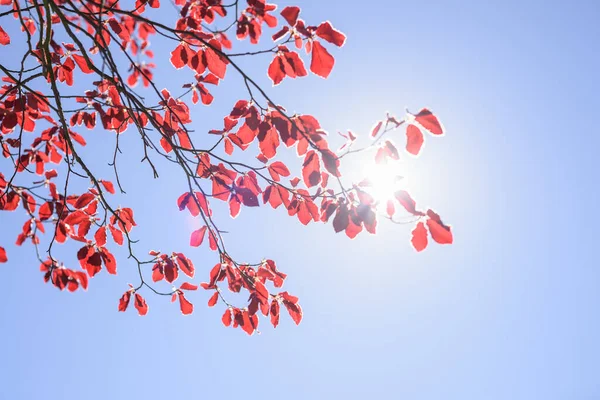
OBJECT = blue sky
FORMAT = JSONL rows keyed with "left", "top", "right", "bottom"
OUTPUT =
{"left": 1, "top": 0, "right": 599, "bottom": 399}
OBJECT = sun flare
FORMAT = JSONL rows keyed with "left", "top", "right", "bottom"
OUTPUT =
{"left": 361, "top": 162, "right": 407, "bottom": 203}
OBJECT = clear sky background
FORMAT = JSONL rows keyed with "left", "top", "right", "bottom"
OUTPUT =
{"left": 1, "top": 0, "right": 599, "bottom": 399}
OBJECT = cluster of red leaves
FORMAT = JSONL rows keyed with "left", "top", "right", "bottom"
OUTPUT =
{"left": 0, "top": 0, "right": 453, "bottom": 335}
{"left": 0, "top": 159, "right": 134, "bottom": 289}
{"left": 367, "top": 109, "right": 453, "bottom": 250}
{"left": 0, "top": 70, "right": 137, "bottom": 287}
{"left": 411, "top": 210, "right": 453, "bottom": 252}
{"left": 0, "top": 173, "right": 133, "bottom": 292}
{"left": 118, "top": 286, "right": 149, "bottom": 316}
{"left": 368, "top": 108, "right": 445, "bottom": 157}
{"left": 150, "top": 250, "right": 195, "bottom": 283}
{"left": 203, "top": 258, "right": 301, "bottom": 334}
{"left": 236, "top": 0, "right": 277, "bottom": 44}
{"left": 199, "top": 103, "right": 346, "bottom": 228}
{"left": 405, "top": 109, "right": 445, "bottom": 155}
{"left": 40, "top": 260, "right": 89, "bottom": 292}
{"left": 268, "top": 6, "right": 346, "bottom": 84}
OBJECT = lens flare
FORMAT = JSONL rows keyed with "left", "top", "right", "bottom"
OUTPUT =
{"left": 360, "top": 162, "right": 406, "bottom": 203}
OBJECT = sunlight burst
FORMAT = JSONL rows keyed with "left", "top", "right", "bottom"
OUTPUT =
{"left": 361, "top": 162, "right": 406, "bottom": 203}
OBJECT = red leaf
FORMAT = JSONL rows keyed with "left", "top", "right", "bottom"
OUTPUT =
{"left": 280, "top": 291, "right": 299, "bottom": 305}
{"left": 302, "top": 150, "right": 321, "bottom": 187}
{"left": 134, "top": 293, "right": 149, "bottom": 316}
{"left": 0, "top": 26, "right": 10, "bottom": 46}
{"left": 207, "top": 291, "right": 219, "bottom": 307}
{"left": 152, "top": 263, "right": 164, "bottom": 282}
{"left": 383, "top": 140, "right": 399, "bottom": 160}
{"left": 83, "top": 251, "right": 103, "bottom": 277}
{"left": 406, "top": 124, "right": 424, "bottom": 155}
{"left": 74, "top": 192, "right": 95, "bottom": 209}
{"left": 345, "top": 218, "right": 362, "bottom": 239}
{"left": 75, "top": 271, "right": 88, "bottom": 291}
{"left": 310, "top": 41, "right": 335, "bottom": 78}
{"left": 222, "top": 308, "right": 233, "bottom": 327}
{"left": 268, "top": 161, "right": 291, "bottom": 181}
{"left": 268, "top": 55, "right": 285, "bottom": 85}
{"left": 229, "top": 194, "right": 241, "bottom": 218}
{"left": 39, "top": 202, "right": 53, "bottom": 221}
{"left": 0, "top": 246, "right": 7, "bottom": 263}
{"left": 224, "top": 137, "right": 234, "bottom": 155}
{"left": 284, "top": 51, "right": 307, "bottom": 77}
{"left": 72, "top": 53, "right": 92, "bottom": 74}
{"left": 239, "top": 185, "right": 261, "bottom": 207}
{"left": 178, "top": 291, "right": 193, "bottom": 315}
{"left": 270, "top": 300, "right": 280, "bottom": 328}
{"left": 177, "top": 192, "right": 202, "bottom": 216}
{"left": 321, "top": 149, "right": 341, "bottom": 177}
{"left": 77, "top": 245, "right": 92, "bottom": 264}
{"left": 109, "top": 224, "right": 124, "bottom": 245}
{"left": 94, "top": 227, "right": 107, "bottom": 247}
{"left": 195, "top": 192, "right": 211, "bottom": 216}
{"left": 257, "top": 122, "right": 280, "bottom": 158}
{"left": 254, "top": 280, "right": 270, "bottom": 304}
{"left": 386, "top": 200, "right": 395, "bottom": 218}
{"left": 117, "top": 207, "right": 136, "bottom": 232}
{"left": 205, "top": 47, "right": 227, "bottom": 79}
{"left": 411, "top": 222, "right": 428, "bottom": 252}
{"left": 99, "top": 180, "right": 115, "bottom": 194}
{"left": 415, "top": 108, "right": 444, "bottom": 135}
{"left": 263, "top": 185, "right": 287, "bottom": 209}
{"left": 283, "top": 300, "right": 303, "bottom": 325}
{"left": 394, "top": 190, "right": 424, "bottom": 216}
{"left": 208, "top": 229, "right": 218, "bottom": 251}
{"left": 118, "top": 290, "right": 132, "bottom": 312}
{"left": 315, "top": 21, "right": 346, "bottom": 47}
{"left": 190, "top": 226, "right": 207, "bottom": 247}
{"left": 332, "top": 204, "right": 349, "bottom": 233}
{"left": 176, "top": 254, "right": 195, "bottom": 278}
{"left": 358, "top": 204, "right": 377, "bottom": 234}
{"left": 164, "top": 259, "right": 179, "bottom": 283}
{"left": 426, "top": 210, "right": 453, "bottom": 244}
{"left": 170, "top": 44, "right": 187, "bottom": 69}
{"left": 180, "top": 282, "right": 198, "bottom": 291}
{"left": 371, "top": 121, "right": 385, "bottom": 139}
{"left": 21, "top": 192, "right": 36, "bottom": 214}
{"left": 240, "top": 311, "right": 255, "bottom": 335}
{"left": 78, "top": 218, "right": 92, "bottom": 238}
{"left": 1, "top": 191, "right": 20, "bottom": 211}
{"left": 272, "top": 26, "right": 290, "bottom": 42}
{"left": 189, "top": 50, "right": 206, "bottom": 74}
{"left": 230, "top": 100, "right": 249, "bottom": 119}
{"left": 100, "top": 248, "right": 117, "bottom": 275}
{"left": 280, "top": 6, "right": 300, "bottom": 26}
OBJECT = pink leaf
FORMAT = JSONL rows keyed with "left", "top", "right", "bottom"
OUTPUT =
{"left": 411, "top": 222, "right": 428, "bottom": 252}
{"left": 315, "top": 22, "right": 346, "bottom": 47}
{"left": 406, "top": 124, "right": 424, "bottom": 155}
{"left": 190, "top": 226, "right": 207, "bottom": 247}
{"left": 310, "top": 41, "right": 335, "bottom": 78}
{"left": 415, "top": 108, "right": 444, "bottom": 135}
